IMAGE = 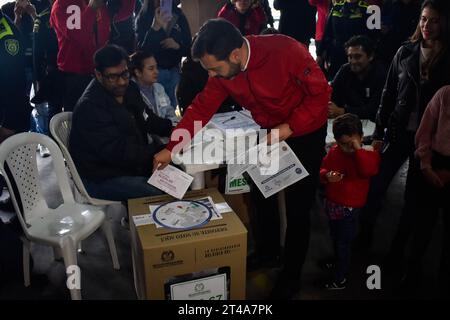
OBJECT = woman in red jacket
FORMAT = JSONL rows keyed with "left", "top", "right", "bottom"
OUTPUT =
{"left": 218, "top": 0, "right": 267, "bottom": 36}
{"left": 309, "top": 0, "right": 331, "bottom": 56}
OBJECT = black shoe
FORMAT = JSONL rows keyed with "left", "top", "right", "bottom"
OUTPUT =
{"left": 317, "top": 258, "right": 336, "bottom": 271}
{"left": 324, "top": 278, "right": 347, "bottom": 290}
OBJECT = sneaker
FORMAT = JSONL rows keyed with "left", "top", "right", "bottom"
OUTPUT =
{"left": 38, "top": 145, "right": 50, "bottom": 158}
{"left": 324, "top": 278, "right": 347, "bottom": 290}
{"left": 318, "top": 258, "right": 336, "bottom": 271}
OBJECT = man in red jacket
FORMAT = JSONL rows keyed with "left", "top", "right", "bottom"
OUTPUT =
{"left": 154, "top": 19, "right": 331, "bottom": 299}
{"left": 50, "top": 0, "right": 135, "bottom": 111}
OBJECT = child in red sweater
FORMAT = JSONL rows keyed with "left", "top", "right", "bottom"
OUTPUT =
{"left": 320, "top": 114, "right": 380, "bottom": 289}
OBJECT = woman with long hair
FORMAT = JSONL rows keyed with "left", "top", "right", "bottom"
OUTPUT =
{"left": 135, "top": 0, "right": 191, "bottom": 109}
{"left": 359, "top": 0, "right": 450, "bottom": 285}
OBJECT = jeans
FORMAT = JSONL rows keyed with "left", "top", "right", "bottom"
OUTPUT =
{"left": 30, "top": 102, "right": 49, "bottom": 135}
{"left": 157, "top": 67, "right": 180, "bottom": 108}
{"left": 329, "top": 209, "right": 359, "bottom": 282}
{"left": 82, "top": 176, "right": 163, "bottom": 202}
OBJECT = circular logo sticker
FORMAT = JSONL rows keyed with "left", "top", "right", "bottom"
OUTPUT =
{"left": 153, "top": 200, "right": 212, "bottom": 230}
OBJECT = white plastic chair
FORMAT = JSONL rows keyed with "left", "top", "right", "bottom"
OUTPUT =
{"left": 49, "top": 112, "right": 123, "bottom": 208}
{"left": 0, "top": 133, "right": 120, "bottom": 300}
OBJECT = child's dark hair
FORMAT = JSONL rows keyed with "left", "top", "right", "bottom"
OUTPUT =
{"left": 129, "top": 50, "right": 155, "bottom": 77}
{"left": 332, "top": 113, "right": 363, "bottom": 139}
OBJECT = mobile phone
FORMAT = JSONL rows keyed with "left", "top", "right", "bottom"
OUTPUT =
{"left": 160, "top": 0, "right": 173, "bottom": 18}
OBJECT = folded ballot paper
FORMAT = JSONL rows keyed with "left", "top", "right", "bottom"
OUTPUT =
{"left": 148, "top": 164, "right": 194, "bottom": 199}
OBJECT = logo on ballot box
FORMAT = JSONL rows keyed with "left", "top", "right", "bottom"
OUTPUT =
{"left": 161, "top": 250, "right": 175, "bottom": 262}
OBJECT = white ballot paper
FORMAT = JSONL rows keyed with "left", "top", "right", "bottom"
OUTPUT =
{"left": 208, "top": 111, "right": 260, "bottom": 133}
{"left": 148, "top": 165, "right": 194, "bottom": 199}
{"left": 246, "top": 142, "right": 309, "bottom": 198}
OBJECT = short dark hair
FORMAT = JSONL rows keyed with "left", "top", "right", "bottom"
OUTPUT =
{"left": 344, "top": 35, "right": 375, "bottom": 57}
{"left": 94, "top": 45, "right": 129, "bottom": 73}
{"left": 332, "top": 113, "right": 363, "bottom": 139}
{"left": 192, "top": 18, "right": 244, "bottom": 61}
{"left": 129, "top": 50, "right": 155, "bottom": 76}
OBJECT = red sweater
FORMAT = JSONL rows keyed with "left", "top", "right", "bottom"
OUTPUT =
{"left": 217, "top": 3, "right": 267, "bottom": 36}
{"left": 50, "top": 0, "right": 135, "bottom": 75}
{"left": 320, "top": 145, "right": 380, "bottom": 208}
{"left": 309, "top": 0, "right": 330, "bottom": 41}
{"left": 167, "top": 35, "right": 331, "bottom": 151}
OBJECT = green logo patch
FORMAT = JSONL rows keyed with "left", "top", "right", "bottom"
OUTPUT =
{"left": 5, "top": 39, "right": 19, "bottom": 56}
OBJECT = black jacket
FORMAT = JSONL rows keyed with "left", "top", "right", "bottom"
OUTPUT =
{"left": 274, "top": 0, "right": 316, "bottom": 44}
{"left": 331, "top": 61, "right": 387, "bottom": 121}
{"left": 0, "top": 10, "right": 30, "bottom": 132}
{"left": 69, "top": 80, "right": 172, "bottom": 181}
{"left": 374, "top": 42, "right": 450, "bottom": 143}
{"left": 136, "top": 6, "right": 191, "bottom": 70}
{"left": 377, "top": 0, "right": 421, "bottom": 67}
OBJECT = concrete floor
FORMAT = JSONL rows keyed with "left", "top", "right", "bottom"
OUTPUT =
{"left": 0, "top": 153, "right": 446, "bottom": 300}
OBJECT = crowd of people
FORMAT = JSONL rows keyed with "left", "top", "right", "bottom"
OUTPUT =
{"left": 1, "top": 0, "right": 450, "bottom": 300}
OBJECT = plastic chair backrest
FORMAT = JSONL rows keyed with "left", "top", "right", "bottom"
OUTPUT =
{"left": 0, "top": 133, "right": 75, "bottom": 232}
{"left": 49, "top": 112, "right": 93, "bottom": 202}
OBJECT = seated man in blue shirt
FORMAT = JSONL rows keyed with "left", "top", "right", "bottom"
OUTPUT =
{"left": 328, "top": 35, "right": 387, "bottom": 122}
{"left": 69, "top": 45, "right": 172, "bottom": 201}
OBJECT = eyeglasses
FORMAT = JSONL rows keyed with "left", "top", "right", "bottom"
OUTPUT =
{"left": 102, "top": 70, "right": 131, "bottom": 82}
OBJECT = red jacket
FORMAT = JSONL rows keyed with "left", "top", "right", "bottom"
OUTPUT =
{"left": 309, "top": 0, "right": 330, "bottom": 41}
{"left": 50, "top": 0, "right": 135, "bottom": 74}
{"left": 217, "top": 3, "right": 267, "bottom": 36}
{"left": 320, "top": 145, "right": 380, "bottom": 208}
{"left": 167, "top": 35, "right": 331, "bottom": 151}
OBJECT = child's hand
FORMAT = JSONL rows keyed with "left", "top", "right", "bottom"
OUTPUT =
{"left": 351, "top": 138, "right": 362, "bottom": 150}
{"left": 326, "top": 171, "right": 344, "bottom": 183}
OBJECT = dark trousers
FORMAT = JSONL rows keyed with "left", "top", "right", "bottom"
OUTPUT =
{"left": 63, "top": 73, "right": 92, "bottom": 111}
{"left": 329, "top": 210, "right": 359, "bottom": 282}
{"left": 407, "top": 154, "right": 450, "bottom": 294}
{"left": 360, "top": 133, "right": 421, "bottom": 257}
{"left": 249, "top": 125, "right": 326, "bottom": 282}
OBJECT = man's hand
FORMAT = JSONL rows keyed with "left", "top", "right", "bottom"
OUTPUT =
{"left": 24, "top": 1, "right": 37, "bottom": 20}
{"left": 160, "top": 38, "right": 180, "bottom": 50}
{"left": 423, "top": 167, "right": 444, "bottom": 188}
{"left": 266, "top": 123, "right": 293, "bottom": 145}
{"left": 328, "top": 101, "right": 345, "bottom": 118}
{"left": 153, "top": 148, "right": 172, "bottom": 172}
{"left": 14, "top": 1, "right": 25, "bottom": 24}
{"left": 326, "top": 171, "right": 344, "bottom": 183}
